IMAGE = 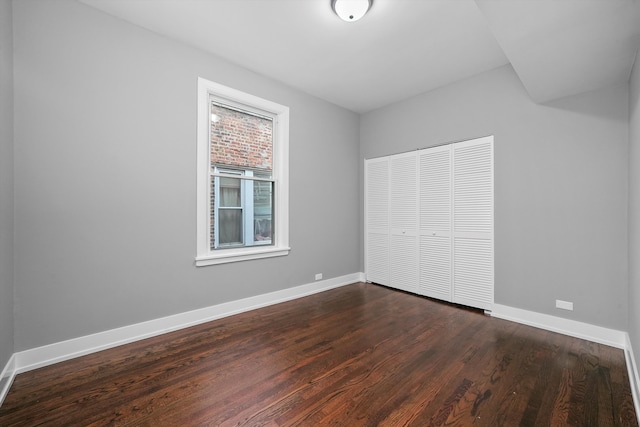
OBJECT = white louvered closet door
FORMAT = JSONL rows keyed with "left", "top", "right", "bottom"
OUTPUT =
{"left": 365, "top": 157, "right": 390, "bottom": 286}
{"left": 389, "top": 152, "right": 418, "bottom": 293}
{"left": 452, "top": 136, "right": 494, "bottom": 310}
{"left": 418, "top": 145, "right": 452, "bottom": 302}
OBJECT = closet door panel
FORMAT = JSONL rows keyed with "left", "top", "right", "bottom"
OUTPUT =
{"left": 365, "top": 158, "right": 390, "bottom": 285}
{"left": 418, "top": 145, "right": 452, "bottom": 301}
{"left": 389, "top": 152, "right": 418, "bottom": 293}
{"left": 452, "top": 136, "right": 494, "bottom": 309}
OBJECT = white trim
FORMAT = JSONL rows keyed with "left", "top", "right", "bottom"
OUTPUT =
{"left": 0, "top": 354, "right": 16, "bottom": 407}
{"left": 196, "top": 246, "right": 290, "bottom": 266}
{"left": 491, "top": 303, "right": 626, "bottom": 348}
{"left": 196, "top": 78, "right": 212, "bottom": 259}
{"left": 13, "top": 273, "right": 362, "bottom": 374}
{"left": 625, "top": 333, "right": 640, "bottom": 426}
{"left": 196, "top": 77, "right": 290, "bottom": 265}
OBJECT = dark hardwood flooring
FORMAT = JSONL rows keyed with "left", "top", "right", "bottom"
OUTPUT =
{"left": 0, "top": 282, "right": 637, "bottom": 426}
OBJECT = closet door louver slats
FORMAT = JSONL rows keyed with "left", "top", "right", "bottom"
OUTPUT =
{"left": 453, "top": 238, "right": 493, "bottom": 309}
{"left": 390, "top": 154, "right": 418, "bottom": 231}
{"left": 367, "top": 233, "right": 389, "bottom": 286}
{"left": 419, "top": 236, "right": 451, "bottom": 301}
{"left": 453, "top": 141, "right": 493, "bottom": 236}
{"left": 391, "top": 234, "right": 419, "bottom": 293}
{"left": 389, "top": 153, "right": 418, "bottom": 293}
{"left": 418, "top": 146, "right": 452, "bottom": 301}
{"left": 452, "top": 138, "right": 494, "bottom": 310}
{"left": 365, "top": 157, "right": 390, "bottom": 286}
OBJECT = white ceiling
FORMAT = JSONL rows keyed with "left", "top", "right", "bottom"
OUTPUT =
{"left": 79, "top": 0, "right": 640, "bottom": 113}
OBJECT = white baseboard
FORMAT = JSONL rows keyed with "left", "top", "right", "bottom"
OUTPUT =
{"left": 14, "top": 272, "right": 365, "bottom": 374}
{"left": 0, "top": 353, "right": 16, "bottom": 408}
{"left": 491, "top": 303, "right": 626, "bottom": 348}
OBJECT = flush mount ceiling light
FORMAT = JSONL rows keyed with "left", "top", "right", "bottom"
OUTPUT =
{"left": 332, "top": 0, "right": 372, "bottom": 22}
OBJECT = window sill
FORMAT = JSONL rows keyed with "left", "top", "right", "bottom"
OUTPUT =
{"left": 195, "top": 246, "right": 290, "bottom": 266}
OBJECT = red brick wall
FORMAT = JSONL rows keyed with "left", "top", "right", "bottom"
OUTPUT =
{"left": 210, "top": 103, "right": 272, "bottom": 172}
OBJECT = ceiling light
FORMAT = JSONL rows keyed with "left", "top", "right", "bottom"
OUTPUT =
{"left": 332, "top": 0, "right": 371, "bottom": 22}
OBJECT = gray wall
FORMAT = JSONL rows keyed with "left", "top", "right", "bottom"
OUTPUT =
{"left": 630, "top": 51, "right": 640, "bottom": 368}
{"left": 0, "top": 0, "right": 15, "bottom": 372}
{"left": 360, "top": 65, "right": 629, "bottom": 330}
{"left": 12, "top": 0, "right": 360, "bottom": 351}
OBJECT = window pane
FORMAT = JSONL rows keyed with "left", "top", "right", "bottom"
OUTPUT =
{"left": 219, "top": 209, "right": 243, "bottom": 245}
{"left": 220, "top": 176, "right": 241, "bottom": 207}
{"left": 207, "top": 97, "right": 279, "bottom": 252}
{"left": 210, "top": 103, "right": 273, "bottom": 173}
{"left": 252, "top": 180, "right": 273, "bottom": 244}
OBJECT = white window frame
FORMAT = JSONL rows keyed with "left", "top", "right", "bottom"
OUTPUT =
{"left": 196, "top": 77, "right": 290, "bottom": 266}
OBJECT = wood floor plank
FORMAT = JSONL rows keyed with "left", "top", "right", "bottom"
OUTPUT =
{"left": 0, "top": 283, "right": 637, "bottom": 426}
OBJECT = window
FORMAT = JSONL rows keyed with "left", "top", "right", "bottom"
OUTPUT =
{"left": 212, "top": 168, "right": 273, "bottom": 248}
{"left": 196, "top": 78, "right": 289, "bottom": 266}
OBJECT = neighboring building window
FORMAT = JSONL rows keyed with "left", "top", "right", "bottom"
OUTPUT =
{"left": 196, "top": 78, "right": 289, "bottom": 266}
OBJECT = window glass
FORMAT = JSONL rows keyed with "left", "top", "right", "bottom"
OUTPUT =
{"left": 209, "top": 104, "right": 274, "bottom": 250}
{"left": 210, "top": 103, "right": 273, "bottom": 174}
{"left": 219, "top": 176, "right": 241, "bottom": 207}
{"left": 219, "top": 210, "right": 243, "bottom": 245}
{"left": 252, "top": 179, "right": 273, "bottom": 243}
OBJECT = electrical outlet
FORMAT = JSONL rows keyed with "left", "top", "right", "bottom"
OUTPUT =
{"left": 315, "top": 273, "right": 323, "bottom": 281}
{"left": 555, "top": 300, "right": 574, "bottom": 311}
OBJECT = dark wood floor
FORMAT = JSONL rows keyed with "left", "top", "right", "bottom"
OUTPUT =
{"left": 0, "top": 282, "right": 637, "bottom": 426}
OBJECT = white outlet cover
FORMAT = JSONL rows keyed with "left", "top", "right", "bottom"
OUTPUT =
{"left": 555, "top": 300, "right": 574, "bottom": 311}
